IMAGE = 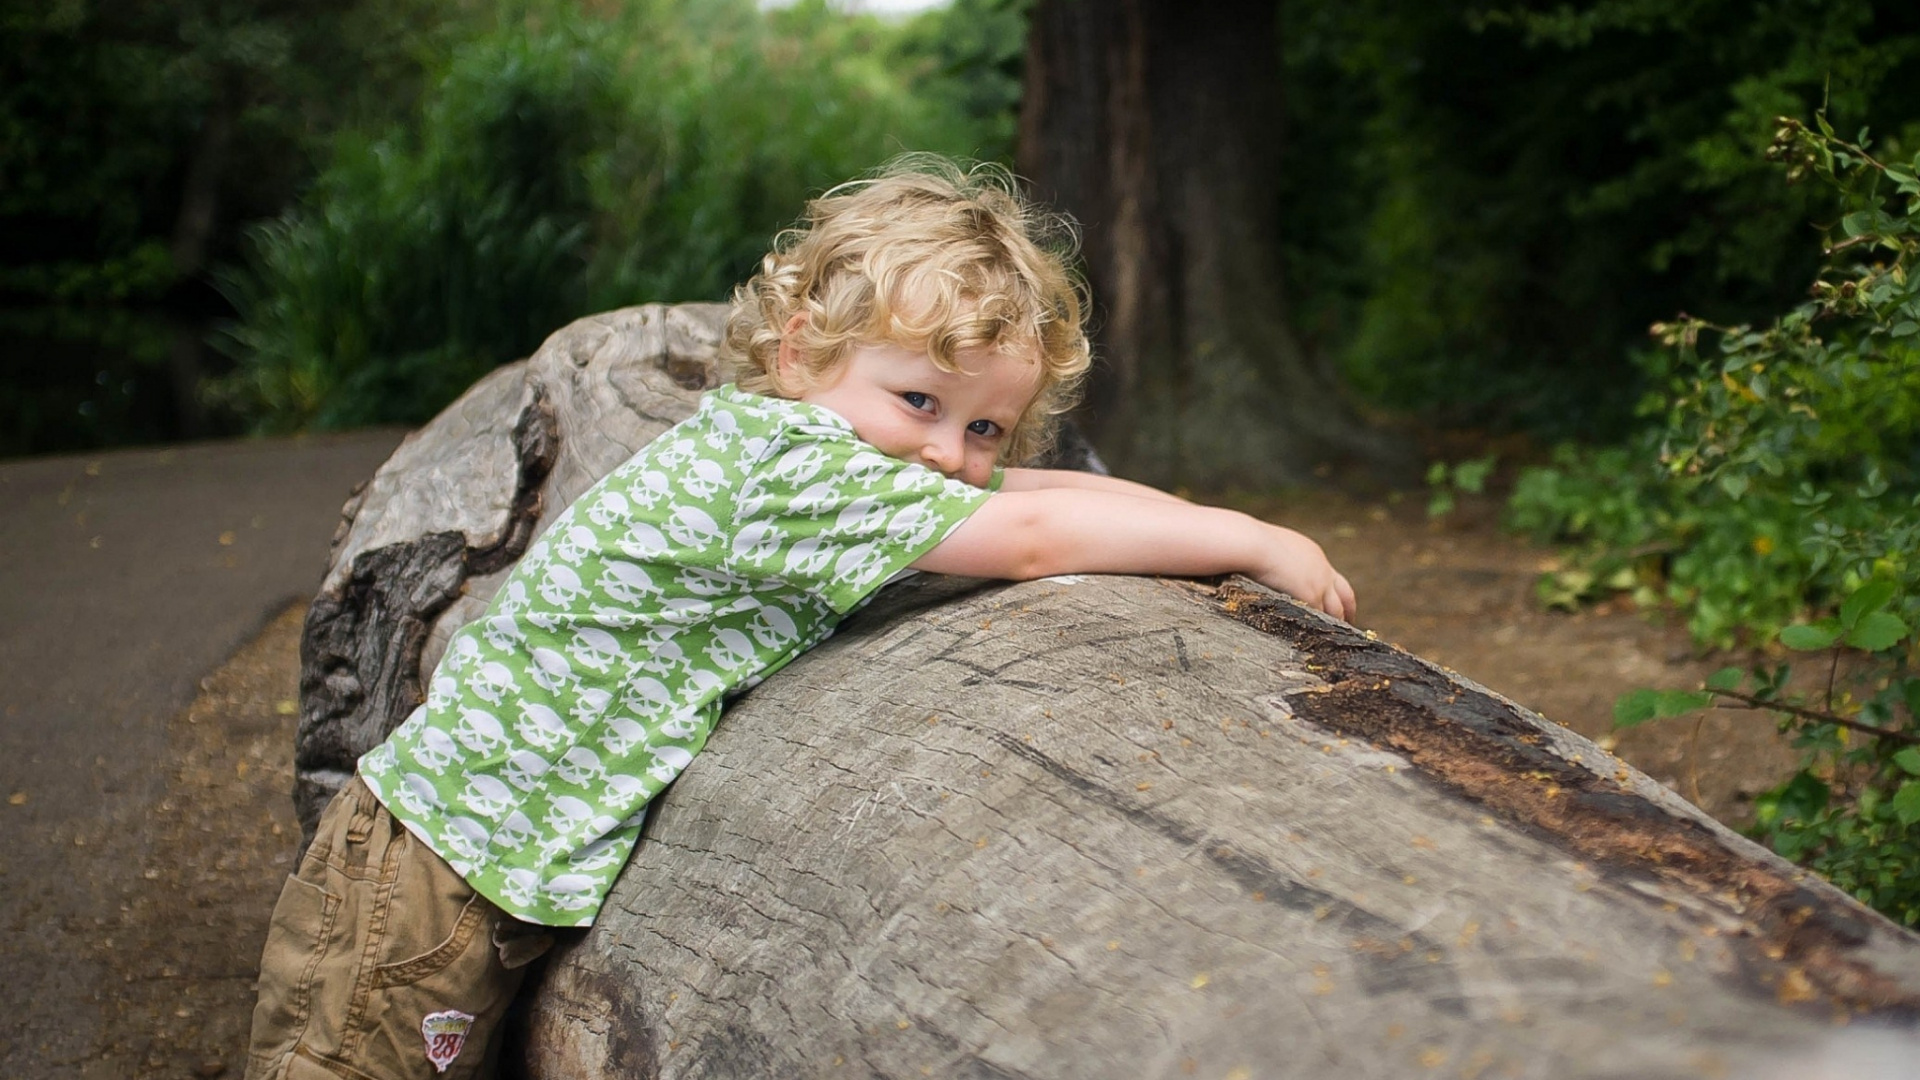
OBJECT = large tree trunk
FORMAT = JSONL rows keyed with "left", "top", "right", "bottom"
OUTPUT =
{"left": 1018, "top": 0, "right": 1411, "bottom": 488}
{"left": 298, "top": 306, "right": 1920, "bottom": 1077}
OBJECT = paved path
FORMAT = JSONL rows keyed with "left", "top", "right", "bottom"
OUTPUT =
{"left": 0, "top": 430, "right": 406, "bottom": 1078}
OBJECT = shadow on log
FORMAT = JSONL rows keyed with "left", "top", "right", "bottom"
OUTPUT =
{"left": 297, "top": 306, "right": 1920, "bottom": 1078}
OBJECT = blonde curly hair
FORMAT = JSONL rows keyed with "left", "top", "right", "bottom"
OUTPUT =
{"left": 724, "top": 155, "right": 1091, "bottom": 465}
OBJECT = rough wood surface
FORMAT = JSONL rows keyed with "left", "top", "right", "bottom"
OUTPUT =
{"left": 516, "top": 575, "right": 1920, "bottom": 1078}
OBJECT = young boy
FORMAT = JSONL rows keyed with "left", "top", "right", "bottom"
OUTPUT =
{"left": 244, "top": 158, "right": 1354, "bottom": 1080}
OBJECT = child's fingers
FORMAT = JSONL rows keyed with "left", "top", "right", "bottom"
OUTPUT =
{"left": 1334, "top": 572, "right": 1357, "bottom": 622}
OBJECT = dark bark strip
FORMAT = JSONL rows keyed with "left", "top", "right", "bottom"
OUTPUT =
{"left": 292, "top": 386, "right": 558, "bottom": 838}
{"left": 1210, "top": 580, "right": 1919, "bottom": 1018}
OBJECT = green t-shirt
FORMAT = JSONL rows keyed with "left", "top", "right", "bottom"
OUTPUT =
{"left": 359, "top": 385, "right": 998, "bottom": 925}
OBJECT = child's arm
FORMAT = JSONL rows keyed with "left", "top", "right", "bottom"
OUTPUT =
{"left": 912, "top": 487, "right": 1357, "bottom": 621}
{"left": 998, "top": 466, "right": 1189, "bottom": 505}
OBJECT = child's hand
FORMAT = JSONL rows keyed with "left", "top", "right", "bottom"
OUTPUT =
{"left": 1248, "top": 524, "right": 1357, "bottom": 622}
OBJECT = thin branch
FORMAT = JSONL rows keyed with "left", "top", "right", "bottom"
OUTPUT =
{"left": 1710, "top": 688, "right": 1920, "bottom": 748}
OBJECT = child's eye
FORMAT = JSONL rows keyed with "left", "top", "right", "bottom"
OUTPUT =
{"left": 967, "top": 419, "right": 1002, "bottom": 438}
{"left": 901, "top": 391, "right": 933, "bottom": 412}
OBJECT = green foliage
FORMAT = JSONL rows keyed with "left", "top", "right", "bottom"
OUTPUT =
{"left": 1424, "top": 453, "right": 1495, "bottom": 518}
{"left": 213, "top": 0, "right": 1015, "bottom": 432}
{"left": 1279, "top": 0, "right": 1920, "bottom": 438}
{"left": 1525, "top": 115, "right": 1920, "bottom": 922}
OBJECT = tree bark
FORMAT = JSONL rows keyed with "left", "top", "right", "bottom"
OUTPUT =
{"left": 1018, "top": 0, "right": 1411, "bottom": 489}
{"left": 505, "top": 572, "right": 1920, "bottom": 1078}
{"left": 295, "top": 305, "right": 1920, "bottom": 1077}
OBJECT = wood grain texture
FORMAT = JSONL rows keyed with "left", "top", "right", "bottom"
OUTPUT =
{"left": 520, "top": 575, "right": 1920, "bottom": 1079}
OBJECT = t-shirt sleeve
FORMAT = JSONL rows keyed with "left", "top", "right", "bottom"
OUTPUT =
{"left": 728, "top": 433, "right": 998, "bottom": 613}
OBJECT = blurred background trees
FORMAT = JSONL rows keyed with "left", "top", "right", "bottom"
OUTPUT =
{"left": 6, "top": 0, "right": 1914, "bottom": 465}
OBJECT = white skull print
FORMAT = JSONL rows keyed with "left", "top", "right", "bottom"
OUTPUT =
{"left": 536, "top": 564, "right": 585, "bottom": 607}
{"left": 770, "top": 444, "right": 830, "bottom": 485}
{"left": 617, "top": 522, "right": 670, "bottom": 561}
{"left": 680, "top": 459, "right": 728, "bottom": 501}
{"left": 834, "top": 495, "right": 889, "bottom": 536}
{"left": 657, "top": 710, "right": 703, "bottom": 741}
{"left": 552, "top": 525, "right": 598, "bottom": 565}
{"left": 527, "top": 647, "right": 575, "bottom": 694}
{"left": 555, "top": 746, "right": 609, "bottom": 786}
{"left": 502, "top": 749, "right": 551, "bottom": 792}
{"left": 627, "top": 470, "right": 673, "bottom": 510}
{"left": 789, "top": 481, "right": 840, "bottom": 518}
{"left": 746, "top": 604, "right": 800, "bottom": 651}
{"left": 586, "top": 489, "right": 630, "bottom": 528}
{"left": 460, "top": 773, "right": 515, "bottom": 819}
{"left": 395, "top": 772, "right": 446, "bottom": 817}
{"left": 501, "top": 868, "right": 541, "bottom": 908}
{"left": 731, "top": 519, "right": 783, "bottom": 565}
{"left": 886, "top": 502, "right": 940, "bottom": 549}
{"left": 702, "top": 406, "right": 740, "bottom": 450}
{"left": 735, "top": 473, "right": 772, "bottom": 520}
{"left": 439, "top": 816, "right": 491, "bottom": 863}
{"left": 542, "top": 873, "right": 600, "bottom": 912}
{"left": 599, "top": 561, "right": 661, "bottom": 606}
{"left": 676, "top": 566, "right": 749, "bottom": 597}
{"left": 704, "top": 627, "right": 754, "bottom": 671}
{"left": 570, "top": 686, "right": 614, "bottom": 727}
{"left": 783, "top": 535, "right": 835, "bottom": 578}
{"left": 663, "top": 505, "right": 721, "bottom": 549}
{"left": 515, "top": 702, "right": 570, "bottom": 751}
{"left": 411, "top": 726, "right": 462, "bottom": 775}
{"left": 834, "top": 542, "right": 890, "bottom": 587}
{"left": 567, "top": 626, "right": 627, "bottom": 673}
{"left": 452, "top": 707, "right": 509, "bottom": 754}
{"left": 543, "top": 795, "right": 593, "bottom": 837}
{"left": 482, "top": 613, "right": 524, "bottom": 652}
{"left": 600, "top": 772, "right": 649, "bottom": 802}
{"left": 568, "top": 837, "right": 626, "bottom": 874}
{"left": 492, "top": 810, "right": 537, "bottom": 853}
{"left": 620, "top": 675, "right": 674, "bottom": 714}
{"left": 646, "top": 745, "right": 695, "bottom": 785}
{"left": 597, "top": 715, "right": 648, "bottom": 756}
{"left": 843, "top": 450, "right": 894, "bottom": 489}
{"left": 653, "top": 437, "right": 698, "bottom": 470}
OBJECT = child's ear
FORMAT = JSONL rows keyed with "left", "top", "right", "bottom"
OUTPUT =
{"left": 775, "top": 312, "right": 810, "bottom": 392}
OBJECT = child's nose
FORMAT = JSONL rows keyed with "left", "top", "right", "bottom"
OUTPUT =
{"left": 920, "top": 431, "right": 963, "bottom": 476}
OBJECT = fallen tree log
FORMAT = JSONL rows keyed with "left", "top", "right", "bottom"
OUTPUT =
{"left": 298, "top": 305, "right": 1920, "bottom": 1078}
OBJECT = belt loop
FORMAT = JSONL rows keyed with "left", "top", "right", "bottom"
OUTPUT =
{"left": 344, "top": 779, "right": 377, "bottom": 844}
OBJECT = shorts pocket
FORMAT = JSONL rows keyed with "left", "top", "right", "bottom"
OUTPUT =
{"left": 247, "top": 873, "right": 344, "bottom": 1069}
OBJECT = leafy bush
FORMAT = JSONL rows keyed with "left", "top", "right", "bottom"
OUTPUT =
{"left": 213, "top": 0, "right": 1010, "bottom": 431}
{"left": 1513, "top": 114, "right": 1920, "bottom": 923}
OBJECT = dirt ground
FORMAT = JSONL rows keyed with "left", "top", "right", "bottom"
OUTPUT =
{"left": 86, "top": 486, "right": 1800, "bottom": 1079}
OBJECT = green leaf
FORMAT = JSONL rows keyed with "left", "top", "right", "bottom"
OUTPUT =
{"left": 1892, "top": 747, "right": 1920, "bottom": 776}
{"left": 1891, "top": 782, "right": 1920, "bottom": 827}
{"left": 1893, "top": 321, "right": 1919, "bottom": 338}
{"left": 1845, "top": 611, "right": 1910, "bottom": 652}
{"left": 1704, "top": 667, "right": 1743, "bottom": 692}
{"left": 1655, "top": 690, "right": 1714, "bottom": 717}
{"left": 1840, "top": 580, "right": 1896, "bottom": 628}
{"left": 1842, "top": 210, "right": 1874, "bottom": 237}
{"left": 1779, "top": 622, "right": 1841, "bottom": 650}
{"left": 1613, "top": 689, "right": 1659, "bottom": 728}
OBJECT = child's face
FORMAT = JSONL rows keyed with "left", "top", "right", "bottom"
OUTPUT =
{"left": 791, "top": 340, "right": 1040, "bottom": 489}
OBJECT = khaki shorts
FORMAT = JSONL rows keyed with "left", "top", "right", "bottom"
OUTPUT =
{"left": 245, "top": 778, "right": 556, "bottom": 1080}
